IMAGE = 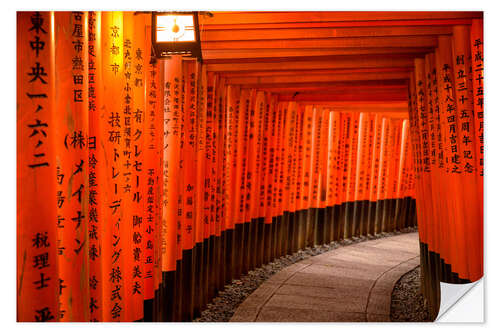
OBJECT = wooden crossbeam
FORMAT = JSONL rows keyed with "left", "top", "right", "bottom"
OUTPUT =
{"left": 258, "top": 83, "right": 407, "bottom": 93}
{"left": 276, "top": 85, "right": 409, "bottom": 95}
{"left": 218, "top": 67, "right": 412, "bottom": 77}
{"left": 199, "top": 11, "right": 482, "bottom": 25}
{"left": 199, "top": 18, "right": 475, "bottom": 30}
{"left": 294, "top": 101, "right": 409, "bottom": 113}
{"left": 202, "top": 35, "right": 438, "bottom": 49}
{"left": 226, "top": 71, "right": 411, "bottom": 85}
{"left": 202, "top": 25, "right": 452, "bottom": 41}
{"left": 278, "top": 91, "right": 407, "bottom": 102}
{"left": 202, "top": 47, "right": 433, "bottom": 61}
{"left": 237, "top": 79, "right": 409, "bottom": 89}
{"left": 207, "top": 55, "right": 415, "bottom": 71}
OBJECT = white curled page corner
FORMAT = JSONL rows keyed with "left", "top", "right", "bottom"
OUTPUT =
{"left": 436, "top": 278, "right": 484, "bottom": 322}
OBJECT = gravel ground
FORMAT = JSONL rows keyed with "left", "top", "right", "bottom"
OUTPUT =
{"left": 390, "top": 266, "right": 432, "bottom": 322}
{"left": 194, "top": 226, "right": 418, "bottom": 322}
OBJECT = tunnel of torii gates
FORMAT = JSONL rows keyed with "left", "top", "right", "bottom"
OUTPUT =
{"left": 17, "top": 11, "right": 483, "bottom": 322}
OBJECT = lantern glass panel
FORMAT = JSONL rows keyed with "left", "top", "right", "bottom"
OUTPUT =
{"left": 156, "top": 14, "right": 196, "bottom": 43}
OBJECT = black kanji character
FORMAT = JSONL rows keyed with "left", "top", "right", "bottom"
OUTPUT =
{"left": 132, "top": 265, "right": 142, "bottom": 278}
{"left": 33, "top": 252, "right": 50, "bottom": 269}
{"left": 32, "top": 232, "right": 49, "bottom": 248}
{"left": 111, "top": 248, "right": 121, "bottom": 264}
{"left": 72, "top": 56, "right": 84, "bottom": 71}
{"left": 111, "top": 302, "right": 122, "bottom": 319}
{"left": 111, "top": 284, "right": 122, "bottom": 301}
{"left": 29, "top": 36, "right": 45, "bottom": 57}
{"left": 72, "top": 184, "right": 84, "bottom": 203}
{"left": 72, "top": 24, "right": 83, "bottom": 38}
{"left": 90, "top": 297, "right": 99, "bottom": 314}
{"left": 33, "top": 272, "right": 51, "bottom": 289}
{"left": 73, "top": 159, "right": 84, "bottom": 175}
{"left": 59, "top": 278, "right": 67, "bottom": 295}
{"left": 132, "top": 281, "right": 141, "bottom": 295}
{"left": 109, "top": 267, "right": 122, "bottom": 283}
{"left": 34, "top": 307, "right": 54, "bottom": 322}
{"left": 71, "top": 210, "right": 85, "bottom": 229}
{"left": 74, "top": 238, "right": 85, "bottom": 254}
{"left": 110, "top": 200, "right": 121, "bottom": 214}
{"left": 29, "top": 12, "right": 47, "bottom": 34}
{"left": 70, "top": 131, "right": 86, "bottom": 149}
{"left": 89, "top": 275, "right": 98, "bottom": 290}
{"left": 28, "top": 62, "right": 47, "bottom": 84}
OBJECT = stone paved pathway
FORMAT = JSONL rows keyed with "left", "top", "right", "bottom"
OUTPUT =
{"left": 230, "top": 232, "right": 420, "bottom": 322}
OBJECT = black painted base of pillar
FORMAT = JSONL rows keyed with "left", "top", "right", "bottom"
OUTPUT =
{"left": 242, "top": 221, "right": 251, "bottom": 274}
{"left": 224, "top": 228, "right": 235, "bottom": 285}
{"left": 263, "top": 222, "right": 272, "bottom": 264}
{"left": 234, "top": 223, "right": 244, "bottom": 279}
{"left": 256, "top": 218, "right": 265, "bottom": 267}
{"left": 193, "top": 242, "right": 203, "bottom": 318}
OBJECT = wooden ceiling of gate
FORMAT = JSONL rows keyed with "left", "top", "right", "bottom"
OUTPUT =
{"left": 199, "top": 11, "right": 483, "bottom": 111}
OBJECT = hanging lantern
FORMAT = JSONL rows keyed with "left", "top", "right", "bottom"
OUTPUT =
{"left": 152, "top": 11, "right": 202, "bottom": 60}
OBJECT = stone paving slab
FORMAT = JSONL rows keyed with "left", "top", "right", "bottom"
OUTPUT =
{"left": 255, "top": 306, "right": 367, "bottom": 322}
{"left": 264, "top": 293, "right": 366, "bottom": 313}
{"left": 286, "top": 271, "right": 375, "bottom": 290}
{"left": 274, "top": 284, "right": 367, "bottom": 304}
{"left": 230, "top": 232, "right": 420, "bottom": 322}
{"left": 305, "top": 242, "right": 418, "bottom": 268}
{"left": 300, "top": 262, "right": 383, "bottom": 280}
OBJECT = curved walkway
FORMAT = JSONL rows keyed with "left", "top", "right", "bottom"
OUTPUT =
{"left": 230, "top": 232, "right": 420, "bottom": 322}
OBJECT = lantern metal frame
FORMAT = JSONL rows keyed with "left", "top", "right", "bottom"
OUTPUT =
{"left": 151, "top": 11, "right": 202, "bottom": 61}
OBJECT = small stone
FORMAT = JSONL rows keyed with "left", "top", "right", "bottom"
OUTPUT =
{"left": 390, "top": 266, "right": 432, "bottom": 322}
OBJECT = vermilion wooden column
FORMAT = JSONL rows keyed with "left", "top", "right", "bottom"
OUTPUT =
{"left": 52, "top": 11, "right": 90, "bottom": 322}
{"left": 368, "top": 114, "right": 382, "bottom": 235}
{"left": 233, "top": 88, "right": 250, "bottom": 276}
{"left": 161, "top": 55, "right": 182, "bottom": 321}
{"left": 452, "top": 25, "right": 481, "bottom": 282}
{"left": 345, "top": 112, "right": 359, "bottom": 238}
{"left": 212, "top": 74, "right": 223, "bottom": 292}
{"left": 256, "top": 92, "right": 270, "bottom": 263}
{"left": 317, "top": 107, "right": 330, "bottom": 243}
{"left": 382, "top": 118, "right": 396, "bottom": 233}
{"left": 331, "top": 112, "right": 342, "bottom": 240}
{"left": 353, "top": 112, "right": 369, "bottom": 236}
{"left": 301, "top": 106, "right": 314, "bottom": 247}
{"left": 154, "top": 34, "right": 164, "bottom": 321}
{"left": 88, "top": 10, "right": 103, "bottom": 322}
{"left": 180, "top": 59, "right": 198, "bottom": 321}
{"left": 336, "top": 112, "right": 348, "bottom": 240}
{"left": 274, "top": 101, "right": 285, "bottom": 257}
{"left": 196, "top": 64, "right": 208, "bottom": 311}
{"left": 247, "top": 91, "right": 266, "bottom": 268}
{"left": 264, "top": 94, "right": 279, "bottom": 260}
{"left": 17, "top": 11, "right": 60, "bottom": 322}
{"left": 206, "top": 73, "right": 217, "bottom": 298}
{"left": 143, "top": 16, "right": 159, "bottom": 321}
{"left": 100, "top": 11, "right": 125, "bottom": 322}
{"left": 362, "top": 113, "right": 375, "bottom": 235}
{"left": 470, "top": 18, "right": 484, "bottom": 281}
{"left": 311, "top": 107, "right": 322, "bottom": 244}
{"left": 291, "top": 104, "right": 305, "bottom": 250}
{"left": 282, "top": 101, "right": 297, "bottom": 252}
{"left": 435, "top": 36, "right": 465, "bottom": 281}
{"left": 224, "top": 84, "right": 238, "bottom": 281}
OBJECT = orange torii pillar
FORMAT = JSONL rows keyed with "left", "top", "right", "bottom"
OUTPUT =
{"left": 17, "top": 11, "right": 60, "bottom": 322}
{"left": 161, "top": 55, "right": 182, "bottom": 321}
